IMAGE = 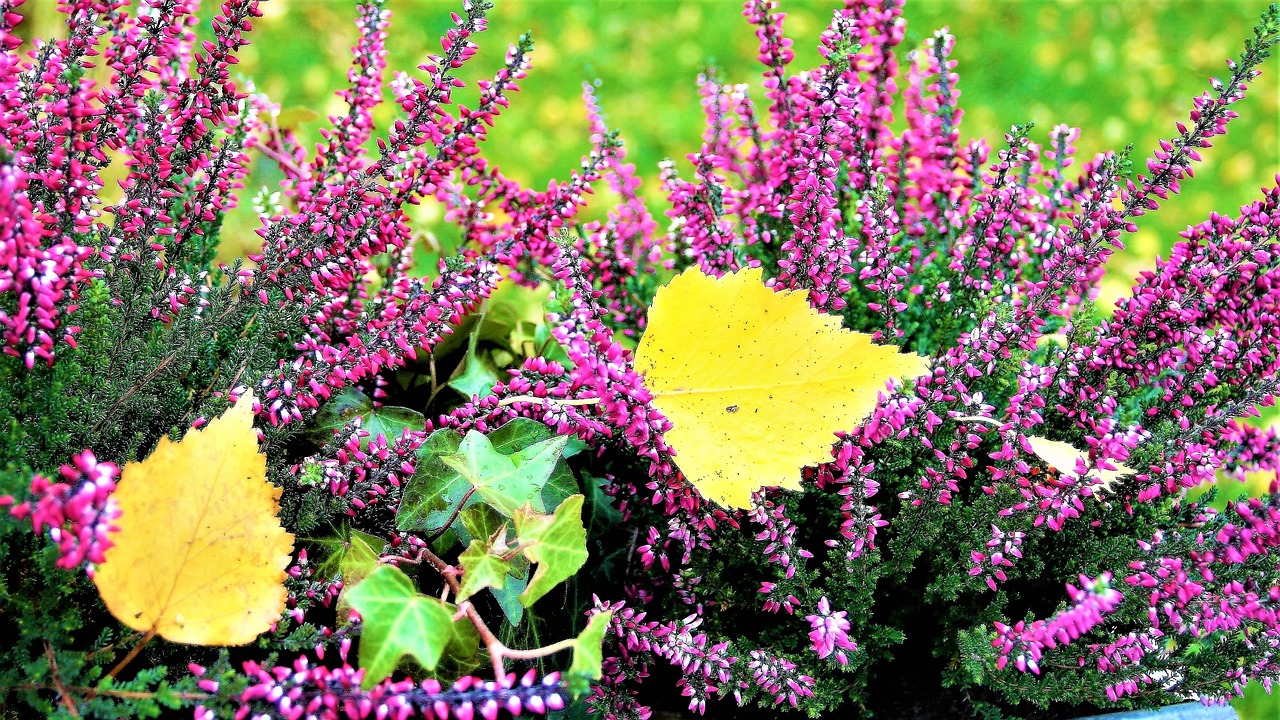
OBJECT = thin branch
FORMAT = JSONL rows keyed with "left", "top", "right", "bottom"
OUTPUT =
{"left": 44, "top": 643, "right": 81, "bottom": 718}
{"left": 8, "top": 684, "right": 209, "bottom": 703}
{"left": 106, "top": 631, "right": 154, "bottom": 680}
{"left": 91, "top": 353, "right": 178, "bottom": 434}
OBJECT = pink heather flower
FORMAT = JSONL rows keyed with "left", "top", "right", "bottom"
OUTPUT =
{"left": 993, "top": 573, "right": 1123, "bottom": 675}
{"left": 804, "top": 596, "right": 858, "bottom": 664}
{"left": 0, "top": 165, "right": 95, "bottom": 369}
{"left": 743, "top": 650, "right": 815, "bottom": 709}
{"left": 2, "top": 450, "right": 120, "bottom": 571}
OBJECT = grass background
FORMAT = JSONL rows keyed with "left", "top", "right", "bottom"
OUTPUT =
{"left": 16, "top": 0, "right": 1280, "bottom": 716}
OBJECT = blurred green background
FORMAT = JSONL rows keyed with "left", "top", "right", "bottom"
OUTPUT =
{"left": 226, "top": 0, "right": 1279, "bottom": 312}
{"left": 16, "top": 0, "right": 1280, "bottom": 716}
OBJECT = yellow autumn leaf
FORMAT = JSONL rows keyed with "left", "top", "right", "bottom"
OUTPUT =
{"left": 635, "top": 266, "right": 929, "bottom": 509}
{"left": 93, "top": 392, "right": 295, "bottom": 645}
{"left": 1024, "top": 435, "right": 1134, "bottom": 495}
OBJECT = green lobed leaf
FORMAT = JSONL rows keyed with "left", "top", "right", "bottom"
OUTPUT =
{"left": 448, "top": 345, "right": 501, "bottom": 399}
{"left": 397, "top": 429, "right": 472, "bottom": 533}
{"left": 566, "top": 611, "right": 613, "bottom": 696}
{"left": 307, "top": 384, "right": 427, "bottom": 445}
{"left": 533, "top": 322, "right": 573, "bottom": 368}
{"left": 487, "top": 417, "right": 555, "bottom": 452}
{"left": 441, "top": 431, "right": 569, "bottom": 517}
{"left": 515, "top": 494, "right": 588, "bottom": 607}
{"left": 312, "top": 526, "right": 383, "bottom": 580}
{"left": 345, "top": 566, "right": 458, "bottom": 689}
{"left": 456, "top": 539, "right": 513, "bottom": 602}
{"left": 486, "top": 418, "right": 579, "bottom": 510}
{"left": 309, "top": 387, "right": 426, "bottom": 447}
{"left": 490, "top": 569, "right": 529, "bottom": 626}
{"left": 582, "top": 471, "right": 623, "bottom": 534}
{"left": 398, "top": 421, "right": 576, "bottom": 541}
{"left": 310, "top": 526, "right": 385, "bottom": 622}
{"left": 307, "top": 388, "right": 373, "bottom": 444}
{"left": 362, "top": 405, "right": 427, "bottom": 444}
{"left": 459, "top": 504, "right": 507, "bottom": 545}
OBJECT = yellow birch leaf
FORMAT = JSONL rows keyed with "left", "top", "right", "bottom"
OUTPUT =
{"left": 1024, "top": 435, "right": 1134, "bottom": 495}
{"left": 92, "top": 392, "right": 295, "bottom": 645}
{"left": 635, "top": 266, "right": 929, "bottom": 509}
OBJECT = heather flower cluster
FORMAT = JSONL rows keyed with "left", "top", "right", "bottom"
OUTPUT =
{"left": 804, "top": 596, "right": 858, "bottom": 664}
{"left": 0, "top": 450, "right": 119, "bottom": 571}
{"left": 992, "top": 573, "right": 1123, "bottom": 675}
{"left": 216, "top": 641, "right": 567, "bottom": 720}
{"left": 3, "top": 0, "right": 1280, "bottom": 717}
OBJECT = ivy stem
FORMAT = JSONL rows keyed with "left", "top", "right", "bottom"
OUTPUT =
{"left": 418, "top": 548, "right": 506, "bottom": 677}
{"left": 499, "top": 637, "right": 577, "bottom": 661}
{"left": 425, "top": 486, "right": 478, "bottom": 544}
{"left": 496, "top": 395, "right": 600, "bottom": 408}
{"left": 417, "top": 547, "right": 575, "bottom": 678}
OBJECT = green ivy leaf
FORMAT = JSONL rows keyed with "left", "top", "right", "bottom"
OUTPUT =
{"left": 310, "top": 525, "right": 385, "bottom": 622}
{"left": 362, "top": 405, "right": 427, "bottom": 444}
{"left": 583, "top": 472, "right": 623, "bottom": 534}
{"left": 398, "top": 422, "right": 575, "bottom": 540}
{"left": 397, "top": 429, "right": 472, "bottom": 533}
{"left": 345, "top": 566, "right": 457, "bottom": 689}
{"left": 488, "top": 418, "right": 579, "bottom": 510}
{"left": 541, "top": 463, "right": 578, "bottom": 512}
{"left": 515, "top": 494, "right": 588, "bottom": 607}
{"left": 562, "top": 436, "right": 589, "bottom": 459}
{"left": 566, "top": 611, "right": 613, "bottom": 696}
{"left": 441, "top": 431, "right": 569, "bottom": 517}
{"left": 487, "top": 417, "right": 555, "bottom": 452}
{"left": 448, "top": 345, "right": 500, "bottom": 399}
{"left": 457, "top": 539, "right": 513, "bottom": 602}
{"left": 307, "top": 388, "right": 371, "bottom": 444}
{"left": 459, "top": 503, "right": 507, "bottom": 544}
{"left": 490, "top": 568, "right": 529, "bottom": 626}
{"left": 449, "top": 300, "right": 501, "bottom": 400}
{"left": 312, "top": 526, "right": 383, "bottom": 580}
{"left": 486, "top": 278, "right": 552, "bottom": 352}
{"left": 309, "top": 387, "right": 426, "bottom": 447}
{"left": 533, "top": 322, "right": 573, "bottom": 368}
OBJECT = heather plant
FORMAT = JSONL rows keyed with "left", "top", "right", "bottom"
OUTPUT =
{"left": 3, "top": 0, "right": 1280, "bottom": 719}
